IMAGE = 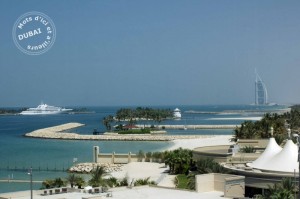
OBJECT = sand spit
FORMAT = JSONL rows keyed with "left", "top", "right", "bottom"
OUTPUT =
{"left": 24, "top": 123, "right": 228, "bottom": 141}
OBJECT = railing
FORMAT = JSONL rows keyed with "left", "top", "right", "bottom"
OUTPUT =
{"left": 0, "top": 161, "right": 73, "bottom": 172}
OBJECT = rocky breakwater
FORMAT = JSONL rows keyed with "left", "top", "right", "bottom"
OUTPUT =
{"left": 69, "top": 163, "right": 123, "bottom": 174}
{"left": 25, "top": 122, "right": 85, "bottom": 139}
{"left": 98, "top": 134, "right": 215, "bottom": 141}
{"left": 25, "top": 123, "right": 217, "bottom": 141}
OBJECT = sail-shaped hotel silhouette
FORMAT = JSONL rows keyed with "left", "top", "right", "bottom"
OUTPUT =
{"left": 255, "top": 70, "right": 268, "bottom": 105}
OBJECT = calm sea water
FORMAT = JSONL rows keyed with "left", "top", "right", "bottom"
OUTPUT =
{"left": 0, "top": 105, "right": 288, "bottom": 193}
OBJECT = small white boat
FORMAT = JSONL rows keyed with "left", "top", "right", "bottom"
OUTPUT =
{"left": 20, "top": 103, "right": 72, "bottom": 115}
{"left": 173, "top": 108, "right": 182, "bottom": 119}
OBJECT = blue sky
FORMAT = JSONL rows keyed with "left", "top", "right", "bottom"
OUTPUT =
{"left": 1, "top": 0, "right": 300, "bottom": 107}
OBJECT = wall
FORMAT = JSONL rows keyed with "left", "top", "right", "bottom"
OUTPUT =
{"left": 192, "top": 145, "right": 232, "bottom": 163}
{"left": 195, "top": 173, "right": 245, "bottom": 198}
{"left": 94, "top": 146, "right": 140, "bottom": 164}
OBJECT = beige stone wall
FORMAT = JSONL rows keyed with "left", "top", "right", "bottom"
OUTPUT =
{"left": 98, "top": 154, "right": 113, "bottom": 164}
{"left": 97, "top": 152, "right": 139, "bottom": 164}
{"left": 195, "top": 174, "right": 214, "bottom": 192}
{"left": 214, "top": 174, "right": 226, "bottom": 191}
{"left": 195, "top": 173, "right": 245, "bottom": 198}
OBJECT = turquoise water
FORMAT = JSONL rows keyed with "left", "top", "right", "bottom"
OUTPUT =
{"left": 0, "top": 105, "right": 288, "bottom": 193}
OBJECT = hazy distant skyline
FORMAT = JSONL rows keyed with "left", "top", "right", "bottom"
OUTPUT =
{"left": 1, "top": 0, "right": 300, "bottom": 107}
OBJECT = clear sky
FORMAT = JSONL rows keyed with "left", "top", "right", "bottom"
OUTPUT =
{"left": 0, "top": 0, "right": 300, "bottom": 107}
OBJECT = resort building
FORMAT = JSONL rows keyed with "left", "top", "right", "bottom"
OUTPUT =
{"left": 192, "top": 129, "right": 299, "bottom": 197}
{"left": 255, "top": 71, "right": 268, "bottom": 105}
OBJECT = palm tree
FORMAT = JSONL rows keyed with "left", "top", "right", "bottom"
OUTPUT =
{"left": 165, "top": 148, "right": 192, "bottom": 174}
{"left": 88, "top": 166, "right": 110, "bottom": 187}
{"left": 53, "top": 177, "right": 65, "bottom": 187}
{"left": 66, "top": 174, "right": 77, "bottom": 188}
{"left": 75, "top": 176, "right": 85, "bottom": 189}
{"left": 42, "top": 179, "right": 54, "bottom": 189}
{"left": 102, "top": 115, "right": 114, "bottom": 131}
{"left": 66, "top": 174, "right": 86, "bottom": 189}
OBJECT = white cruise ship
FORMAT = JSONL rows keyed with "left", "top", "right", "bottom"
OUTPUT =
{"left": 20, "top": 103, "right": 72, "bottom": 115}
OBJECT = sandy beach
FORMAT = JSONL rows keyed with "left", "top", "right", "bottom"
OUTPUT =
{"left": 167, "top": 134, "right": 233, "bottom": 150}
{"left": 108, "top": 135, "right": 233, "bottom": 188}
{"left": 27, "top": 123, "right": 233, "bottom": 187}
{"left": 25, "top": 123, "right": 234, "bottom": 141}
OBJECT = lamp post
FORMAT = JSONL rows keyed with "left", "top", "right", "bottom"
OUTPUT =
{"left": 28, "top": 167, "right": 33, "bottom": 199}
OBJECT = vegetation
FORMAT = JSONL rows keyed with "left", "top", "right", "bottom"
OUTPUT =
{"left": 137, "top": 150, "right": 145, "bottom": 162}
{"left": 257, "top": 178, "right": 297, "bottom": 199}
{"left": 145, "top": 152, "right": 152, "bottom": 162}
{"left": 106, "top": 177, "right": 119, "bottom": 187}
{"left": 134, "top": 177, "right": 156, "bottom": 186}
{"left": 102, "top": 115, "right": 114, "bottom": 131}
{"left": 186, "top": 158, "right": 230, "bottom": 190}
{"left": 118, "top": 177, "right": 129, "bottom": 187}
{"left": 176, "top": 174, "right": 190, "bottom": 189}
{"left": 117, "top": 128, "right": 151, "bottom": 134}
{"left": 66, "top": 174, "right": 85, "bottom": 188}
{"left": 285, "top": 107, "right": 300, "bottom": 131}
{"left": 233, "top": 113, "right": 285, "bottom": 140}
{"left": 233, "top": 106, "right": 300, "bottom": 141}
{"left": 102, "top": 107, "right": 173, "bottom": 131}
{"left": 135, "top": 148, "right": 194, "bottom": 172}
{"left": 115, "top": 107, "right": 173, "bottom": 122}
{"left": 194, "top": 158, "right": 229, "bottom": 174}
{"left": 41, "top": 178, "right": 66, "bottom": 189}
{"left": 165, "top": 148, "right": 193, "bottom": 175}
{"left": 88, "top": 166, "right": 110, "bottom": 187}
{"left": 240, "top": 145, "right": 256, "bottom": 153}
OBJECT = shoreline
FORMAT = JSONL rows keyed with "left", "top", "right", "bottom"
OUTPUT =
{"left": 136, "top": 124, "right": 238, "bottom": 129}
{"left": 25, "top": 123, "right": 234, "bottom": 141}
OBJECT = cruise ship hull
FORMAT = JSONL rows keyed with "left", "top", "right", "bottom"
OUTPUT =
{"left": 20, "top": 104, "right": 72, "bottom": 115}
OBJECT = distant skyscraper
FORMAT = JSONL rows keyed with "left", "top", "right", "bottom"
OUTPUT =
{"left": 255, "top": 70, "right": 268, "bottom": 105}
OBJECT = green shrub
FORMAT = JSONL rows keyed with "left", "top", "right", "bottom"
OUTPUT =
{"left": 176, "top": 174, "right": 190, "bottom": 189}
{"left": 240, "top": 146, "right": 256, "bottom": 153}
{"left": 134, "top": 177, "right": 156, "bottom": 186}
{"left": 117, "top": 129, "right": 151, "bottom": 134}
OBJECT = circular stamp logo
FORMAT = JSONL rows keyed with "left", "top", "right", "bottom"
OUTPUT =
{"left": 12, "top": 11, "right": 56, "bottom": 55}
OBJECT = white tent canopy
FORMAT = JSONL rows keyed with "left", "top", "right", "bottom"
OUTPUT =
{"left": 251, "top": 139, "right": 299, "bottom": 173}
{"left": 250, "top": 137, "right": 282, "bottom": 169}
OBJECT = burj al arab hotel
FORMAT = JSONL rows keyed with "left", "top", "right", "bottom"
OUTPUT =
{"left": 255, "top": 71, "right": 268, "bottom": 105}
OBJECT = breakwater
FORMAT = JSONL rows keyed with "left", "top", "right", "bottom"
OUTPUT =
{"left": 69, "top": 163, "right": 123, "bottom": 173}
{"left": 136, "top": 124, "right": 238, "bottom": 129}
{"left": 25, "top": 123, "right": 224, "bottom": 141}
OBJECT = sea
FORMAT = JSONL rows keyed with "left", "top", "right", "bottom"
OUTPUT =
{"left": 0, "top": 104, "right": 289, "bottom": 193}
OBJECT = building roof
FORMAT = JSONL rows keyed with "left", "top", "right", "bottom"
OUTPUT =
{"left": 251, "top": 139, "right": 298, "bottom": 173}
{"left": 250, "top": 138, "right": 282, "bottom": 169}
